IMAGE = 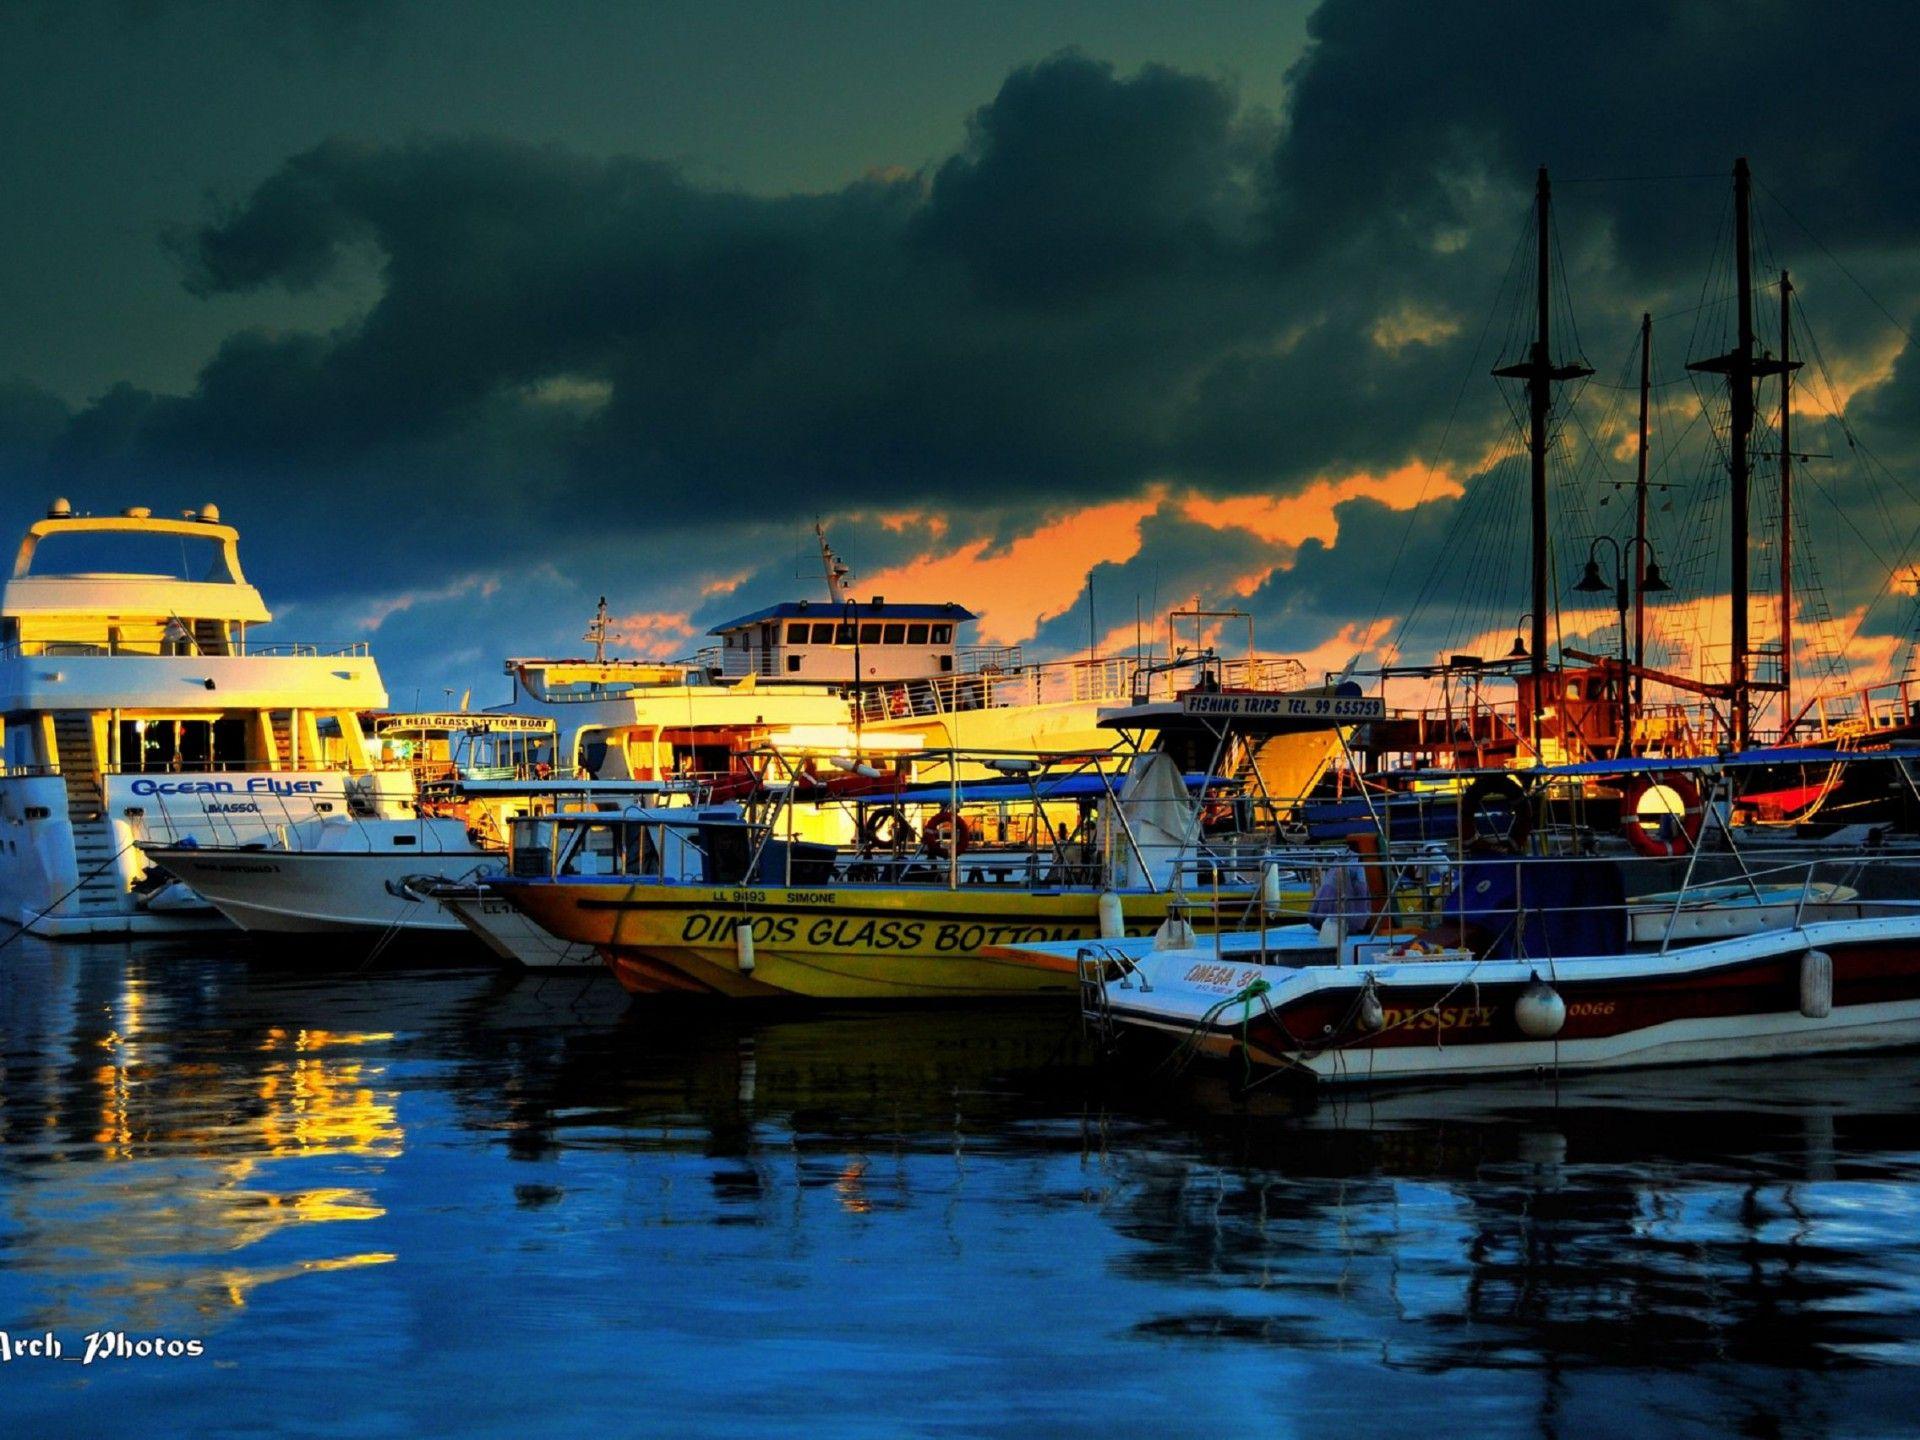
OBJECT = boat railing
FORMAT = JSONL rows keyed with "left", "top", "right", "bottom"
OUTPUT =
{"left": 1160, "top": 845, "right": 1920, "bottom": 961}
{"left": 0, "top": 638, "right": 370, "bottom": 660}
{"left": 852, "top": 653, "right": 1309, "bottom": 723}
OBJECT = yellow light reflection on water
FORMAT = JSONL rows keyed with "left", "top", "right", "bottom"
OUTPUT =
{"left": 26, "top": 998, "right": 411, "bottom": 1334}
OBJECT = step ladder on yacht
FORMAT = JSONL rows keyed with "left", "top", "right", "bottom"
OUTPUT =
{"left": 52, "top": 711, "right": 126, "bottom": 917}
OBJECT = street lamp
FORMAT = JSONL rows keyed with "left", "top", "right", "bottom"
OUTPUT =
{"left": 1508, "top": 612, "right": 1533, "bottom": 660}
{"left": 1575, "top": 536, "right": 1669, "bottom": 755}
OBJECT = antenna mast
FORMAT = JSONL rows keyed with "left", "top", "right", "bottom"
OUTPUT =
{"left": 1494, "top": 166, "right": 1592, "bottom": 759}
{"left": 584, "top": 596, "right": 622, "bottom": 664}
{"left": 816, "top": 520, "right": 854, "bottom": 602}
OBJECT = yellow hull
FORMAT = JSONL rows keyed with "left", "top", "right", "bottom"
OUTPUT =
{"left": 496, "top": 879, "right": 1264, "bottom": 999}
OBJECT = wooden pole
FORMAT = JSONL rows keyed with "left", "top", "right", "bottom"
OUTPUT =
{"left": 1635, "top": 312, "right": 1651, "bottom": 720}
{"left": 1779, "top": 270, "right": 1795, "bottom": 739}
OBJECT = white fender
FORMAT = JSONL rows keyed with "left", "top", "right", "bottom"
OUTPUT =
{"left": 1097, "top": 889, "right": 1124, "bottom": 941}
{"left": 1514, "top": 974, "right": 1567, "bottom": 1039}
{"left": 736, "top": 920, "right": 756, "bottom": 974}
{"left": 1800, "top": 948, "right": 1832, "bottom": 1019}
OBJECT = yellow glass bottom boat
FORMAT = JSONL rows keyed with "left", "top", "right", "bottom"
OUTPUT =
{"left": 491, "top": 878, "right": 1279, "bottom": 999}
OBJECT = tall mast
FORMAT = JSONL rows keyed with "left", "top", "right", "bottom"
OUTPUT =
{"left": 1494, "top": 166, "right": 1591, "bottom": 759}
{"left": 1779, "top": 270, "right": 1795, "bottom": 737}
{"left": 1634, "top": 312, "right": 1652, "bottom": 717}
{"left": 1688, "top": 157, "right": 1791, "bottom": 750}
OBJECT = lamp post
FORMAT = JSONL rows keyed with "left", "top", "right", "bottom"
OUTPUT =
{"left": 1508, "top": 612, "right": 1533, "bottom": 661}
{"left": 1575, "top": 537, "right": 1670, "bottom": 756}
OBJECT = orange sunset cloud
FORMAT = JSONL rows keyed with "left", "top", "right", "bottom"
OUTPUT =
{"left": 608, "top": 610, "right": 698, "bottom": 658}
{"left": 853, "top": 491, "right": 1166, "bottom": 646}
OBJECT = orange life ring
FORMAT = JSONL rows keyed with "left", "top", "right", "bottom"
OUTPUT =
{"left": 922, "top": 809, "right": 972, "bottom": 859}
{"left": 1620, "top": 772, "right": 1704, "bottom": 857}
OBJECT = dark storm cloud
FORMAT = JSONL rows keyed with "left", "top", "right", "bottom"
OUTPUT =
{"left": 1269, "top": 0, "right": 1920, "bottom": 271}
{"left": 914, "top": 55, "right": 1251, "bottom": 304}
{"left": 9, "top": 2, "right": 1919, "bottom": 685}
{"left": 69, "top": 46, "right": 1501, "bottom": 560}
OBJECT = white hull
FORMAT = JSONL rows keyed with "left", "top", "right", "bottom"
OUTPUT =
{"left": 1, "top": 770, "right": 400, "bottom": 938}
{"left": 438, "top": 890, "right": 602, "bottom": 970}
{"left": 145, "top": 847, "right": 496, "bottom": 935}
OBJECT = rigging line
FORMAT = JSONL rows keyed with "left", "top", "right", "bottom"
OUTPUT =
{"left": 1806, "top": 474, "right": 1899, "bottom": 575}
{"left": 1756, "top": 176, "right": 1920, "bottom": 352}
{"left": 1363, "top": 204, "right": 1533, "bottom": 639}
{"left": 1799, "top": 305, "right": 1920, "bottom": 511}
{"left": 1557, "top": 172, "right": 1726, "bottom": 184}
{"left": 1550, "top": 211, "right": 1588, "bottom": 364}
{"left": 1581, "top": 375, "right": 1696, "bottom": 391}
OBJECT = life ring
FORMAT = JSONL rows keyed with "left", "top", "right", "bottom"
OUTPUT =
{"left": 887, "top": 688, "right": 910, "bottom": 718}
{"left": 922, "top": 808, "right": 973, "bottom": 859}
{"left": 1462, "top": 774, "right": 1532, "bottom": 849}
{"left": 859, "top": 805, "right": 915, "bottom": 852}
{"left": 532, "top": 761, "right": 553, "bottom": 780}
{"left": 1620, "top": 772, "right": 1704, "bottom": 857}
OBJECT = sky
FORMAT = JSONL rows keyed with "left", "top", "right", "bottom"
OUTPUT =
{"left": 2, "top": 0, "right": 1917, "bottom": 714}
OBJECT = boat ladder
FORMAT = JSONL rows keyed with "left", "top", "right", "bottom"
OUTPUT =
{"left": 1077, "top": 943, "right": 1149, "bottom": 1048}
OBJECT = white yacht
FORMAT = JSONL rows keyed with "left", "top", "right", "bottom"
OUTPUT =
{"left": 0, "top": 500, "right": 404, "bottom": 936}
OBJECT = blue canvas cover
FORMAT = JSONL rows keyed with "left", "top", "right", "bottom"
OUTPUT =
{"left": 1441, "top": 857, "right": 1627, "bottom": 959}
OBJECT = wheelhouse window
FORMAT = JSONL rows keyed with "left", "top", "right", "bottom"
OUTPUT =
{"left": 882, "top": 623, "right": 905, "bottom": 644}
{"left": 785, "top": 623, "right": 808, "bottom": 643}
{"left": 835, "top": 623, "right": 856, "bottom": 644}
{"left": 931, "top": 624, "right": 953, "bottom": 644}
{"left": 811, "top": 623, "right": 835, "bottom": 644}
{"left": 859, "top": 622, "right": 882, "bottom": 644}
{"left": 907, "top": 623, "right": 929, "bottom": 645}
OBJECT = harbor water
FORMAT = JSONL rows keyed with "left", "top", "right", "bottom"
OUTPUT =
{"left": 3, "top": 938, "right": 1919, "bottom": 1437}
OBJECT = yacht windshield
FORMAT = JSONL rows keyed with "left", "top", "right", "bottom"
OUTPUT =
{"left": 25, "top": 531, "right": 234, "bottom": 581}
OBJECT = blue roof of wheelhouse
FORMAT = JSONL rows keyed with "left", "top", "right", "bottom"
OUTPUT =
{"left": 708, "top": 600, "right": 977, "bottom": 634}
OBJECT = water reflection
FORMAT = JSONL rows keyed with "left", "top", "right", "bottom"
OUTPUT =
{"left": 0, "top": 944, "right": 402, "bottom": 1332}
{"left": 1, "top": 940, "right": 1916, "bottom": 1437}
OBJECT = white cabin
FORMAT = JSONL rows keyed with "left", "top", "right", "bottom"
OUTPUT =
{"left": 705, "top": 600, "right": 977, "bottom": 684}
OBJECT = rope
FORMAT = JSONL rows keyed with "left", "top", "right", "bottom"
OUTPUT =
{"left": 0, "top": 839, "right": 140, "bottom": 951}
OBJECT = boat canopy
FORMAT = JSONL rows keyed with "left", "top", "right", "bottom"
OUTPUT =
{"left": 1393, "top": 745, "right": 1890, "bottom": 783}
{"left": 1100, "top": 685, "right": 1384, "bottom": 735}
{"left": 708, "top": 600, "right": 976, "bottom": 633}
{"left": 844, "top": 771, "right": 1225, "bottom": 806}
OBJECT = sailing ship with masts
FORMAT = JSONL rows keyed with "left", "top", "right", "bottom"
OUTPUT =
{"left": 1002, "top": 158, "right": 1920, "bottom": 1085}
{"left": 1322, "top": 157, "right": 1920, "bottom": 846}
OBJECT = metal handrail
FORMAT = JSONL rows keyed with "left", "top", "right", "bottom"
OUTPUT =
{"left": 0, "top": 638, "right": 370, "bottom": 660}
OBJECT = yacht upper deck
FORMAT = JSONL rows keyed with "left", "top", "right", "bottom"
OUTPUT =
{"left": 0, "top": 500, "right": 387, "bottom": 713}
